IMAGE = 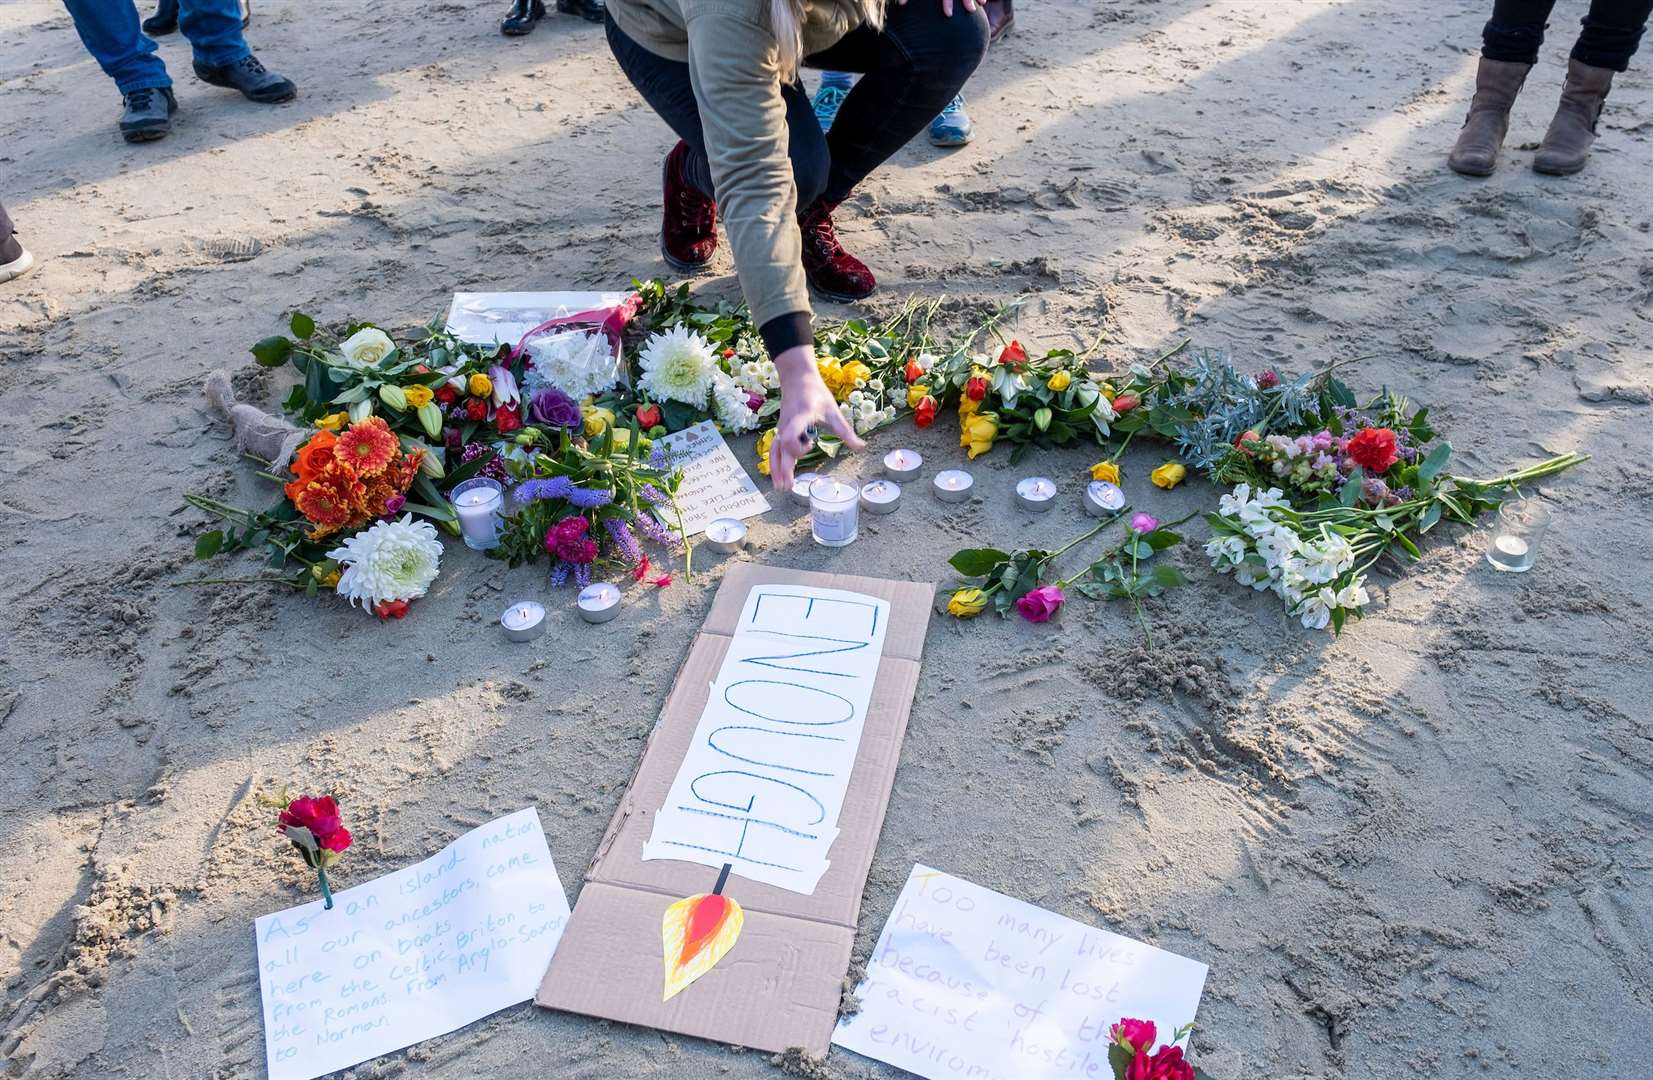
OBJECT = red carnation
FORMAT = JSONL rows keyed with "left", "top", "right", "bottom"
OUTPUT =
{"left": 464, "top": 397, "right": 488, "bottom": 422}
{"left": 278, "top": 795, "right": 343, "bottom": 839}
{"left": 434, "top": 384, "right": 459, "bottom": 406}
{"left": 965, "top": 376, "right": 988, "bottom": 402}
{"left": 914, "top": 395, "right": 938, "bottom": 429}
{"left": 494, "top": 403, "right": 523, "bottom": 434}
{"left": 636, "top": 403, "right": 662, "bottom": 430}
{"left": 276, "top": 794, "right": 353, "bottom": 909}
{"left": 1127, "top": 1045, "right": 1194, "bottom": 1080}
{"left": 318, "top": 827, "right": 353, "bottom": 852}
{"left": 998, "top": 340, "right": 1028, "bottom": 368}
{"left": 1347, "top": 427, "right": 1399, "bottom": 474}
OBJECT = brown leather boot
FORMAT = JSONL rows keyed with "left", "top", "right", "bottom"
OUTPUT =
{"left": 1534, "top": 59, "right": 1615, "bottom": 175}
{"left": 1449, "top": 58, "right": 1531, "bottom": 176}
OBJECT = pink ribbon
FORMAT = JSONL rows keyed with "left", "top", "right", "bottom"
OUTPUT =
{"left": 509, "top": 292, "right": 642, "bottom": 364}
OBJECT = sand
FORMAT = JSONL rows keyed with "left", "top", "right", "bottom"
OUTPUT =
{"left": 3, "top": 1, "right": 1651, "bottom": 1077}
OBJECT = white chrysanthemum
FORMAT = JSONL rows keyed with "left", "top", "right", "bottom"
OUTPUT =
{"left": 524, "top": 328, "right": 622, "bottom": 401}
{"left": 340, "top": 327, "right": 395, "bottom": 365}
{"left": 327, "top": 515, "right": 443, "bottom": 608}
{"left": 711, "top": 372, "right": 758, "bottom": 434}
{"left": 732, "top": 358, "right": 779, "bottom": 395}
{"left": 638, "top": 325, "right": 718, "bottom": 407}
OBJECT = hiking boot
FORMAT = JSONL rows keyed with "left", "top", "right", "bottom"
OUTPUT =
{"left": 120, "top": 86, "right": 178, "bottom": 143}
{"left": 813, "top": 72, "right": 852, "bottom": 133}
{"left": 556, "top": 0, "right": 605, "bottom": 22}
{"left": 142, "top": 0, "right": 178, "bottom": 35}
{"left": 501, "top": 0, "right": 544, "bottom": 35}
{"left": 661, "top": 141, "right": 717, "bottom": 271}
{"left": 1448, "top": 57, "right": 1530, "bottom": 176}
{"left": 929, "top": 94, "right": 973, "bottom": 148}
{"left": 1534, "top": 58, "right": 1615, "bottom": 175}
{"left": 193, "top": 53, "right": 296, "bottom": 103}
{"left": 799, "top": 200, "right": 876, "bottom": 302}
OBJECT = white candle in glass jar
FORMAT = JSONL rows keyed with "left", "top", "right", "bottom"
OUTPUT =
{"left": 809, "top": 477, "right": 859, "bottom": 547}
{"left": 450, "top": 478, "right": 504, "bottom": 550}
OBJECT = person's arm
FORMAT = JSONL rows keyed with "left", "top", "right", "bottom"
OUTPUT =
{"left": 681, "top": 5, "right": 863, "bottom": 490}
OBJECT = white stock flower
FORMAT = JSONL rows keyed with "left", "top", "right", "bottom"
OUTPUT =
{"left": 525, "top": 328, "right": 622, "bottom": 401}
{"left": 327, "top": 515, "right": 443, "bottom": 608}
{"left": 340, "top": 327, "right": 395, "bottom": 365}
{"left": 1255, "top": 526, "right": 1301, "bottom": 570}
{"left": 1205, "top": 535, "right": 1247, "bottom": 568}
{"left": 732, "top": 359, "right": 779, "bottom": 395}
{"left": 637, "top": 325, "right": 718, "bottom": 407}
{"left": 1218, "top": 483, "right": 1255, "bottom": 519}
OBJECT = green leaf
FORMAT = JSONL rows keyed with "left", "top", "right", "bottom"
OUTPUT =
{"left": 1339, "top": 467, "right": 1365, "bottom": 507}
{"left": 251, "top": 335, "right": 293, "bottom": 367}
{"left": 289, "top": 311, "right": 316, "bottom": 340}
{"left": 1145, "top": 529, "right": 1183, "bottom": 551}
{"left": 194, "top": 530, "right": 224, "bottom": 560}
{"left": 305, "top": 354, "right": 327, "bottom": 404}
{"left": 1331, "top": 606, "right": 1348, "bottom": 634}
{"left": 949, "top": 548, "right": 1012, "bottom": 577}
{"left": 1149, "top": 564, "right": 1188, "bottom": 588}
{"left": 1108, "top": 1043, "right": 1132, "bottom": 1080}
{"left": 1417, "top": 442, "right": 1451, "bottom": 482}
{"left": 1419, "top": 502, "right": 1443, "bottom": 533}
{"left": 1327, "top": 377, "right": 1356, "bottom": 408}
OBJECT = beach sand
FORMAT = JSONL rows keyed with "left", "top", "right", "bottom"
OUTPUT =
{"left": 3, "top": 1, "right": 1650, "bottom": 1077}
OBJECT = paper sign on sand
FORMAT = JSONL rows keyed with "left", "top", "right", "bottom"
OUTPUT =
{"left": 444, "top": 291, "right": 629, "bottom": 346}
{"left": 538, "top": 564, "right": 933, "bottom": 1055}
{"left": 832, "top": 865, "right": 1209, "bottom": 1080}
{"left": 255, "top": 808, "right": 570, "bottom": 1080}
{"left": 651, "top": 421, "right": 772, "bottom": 536}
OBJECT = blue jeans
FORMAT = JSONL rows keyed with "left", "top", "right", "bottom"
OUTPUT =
{"left": 63, "top": 0, "right": 250, "bottom": 94}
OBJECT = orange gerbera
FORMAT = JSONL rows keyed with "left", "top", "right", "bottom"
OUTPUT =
{"left": 294, "top": 466, "right": 367, "bottom": 534}
{"left": 334, "top": 416, "right": 398, "bottom": 478}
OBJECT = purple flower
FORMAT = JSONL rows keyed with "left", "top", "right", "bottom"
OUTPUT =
{"left": 636, "top": 511, "right": 681, "bottom": 549}
{"left": 529, "top": 388, "right": 582, "bottom": 429}
{"left": 640, "top": 483, "right": 669, "bottom": 505}
{"left": 443, "top": 427, "right": 463, "bottom": 453}
{"left": 604, "top": 518, "right": 642, "bottom": 563}
{"left": 568, "top": 487, "right": 614, "bottom": 509}
{"left": 460, "top": 442, "right": 509, "bottom": 484}
{"left": 1362, "top": 476, "right": 1390, "bottom": 505}
{"left": 382, "top": 494, "right": 406, "bottom": 517}
{"left": 550, "top": 561, "right": 571, "bottom": 587}
{"left": 514, "top": 476, "right": 575, "bottom": 503}
{"left": 574, "top": 562, "right": 592, "bottom": 588}
{"left": 1129, "top": 512, "right": 1158, "bottom": 534}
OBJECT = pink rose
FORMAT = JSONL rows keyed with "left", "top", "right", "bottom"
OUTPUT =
{"left": 1128, "top": 1046, "right": 1194, "bottom": 1080}
{"left": 1129, "top": 512, "right": 1159, "bottom": 534}
{"left": 1110, "top": 1018, "right": 1157, "bottom": 1055}
{"left": 1015, "top": 585, "right": 1065, "bottom": 623}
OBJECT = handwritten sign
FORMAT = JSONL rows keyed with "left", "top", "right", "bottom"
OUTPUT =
{"left": 444, "top": 291, "right": 629, "bottom": 346}
{"left": 651, "top": 421, "right": 771, "bottom": 536}
{"left": 255, "top": 808, "right": 571, "bottom": 1080}
{"left": 642, "top": 584, "right": 889, "bottom": 893}
{"left": 832, "top": 865, "right": 1208, "bottom": 1080}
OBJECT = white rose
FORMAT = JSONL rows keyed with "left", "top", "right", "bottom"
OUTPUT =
{"left": 341, "top": 327, "right": 396, "bottom": 365}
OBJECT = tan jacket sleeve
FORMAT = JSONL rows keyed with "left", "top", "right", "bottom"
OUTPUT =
{"left": 681, "top": 3, "right": 813, "bottom": 335}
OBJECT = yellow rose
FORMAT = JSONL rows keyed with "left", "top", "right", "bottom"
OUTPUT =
{"left": 961, "top": 412, "right": 999, "bottom": 460}
{"left": 1046, "top": 370, "right": 1072, "bottom": 392}
{"left": 840, "top": 360, "right": 870, "bottom": 390}
{"left": 403, "top": 384, "right": 433, "bottom": 409}
{"left": 582, "top": 404, "right": 615, "bottom": 437}
{"left": 817, "top": 358, "right": 843, "bottom": 390}
{"left": 755, "top": 428, "right": 776, "bottom": 476}
{"left": 906, "top": 384, "right": 931, "bottom": 409}
{"left": 1151, "top": 462, "right": 1188, "bottom": 489}
{"left": 1089, "top": 461, "right": 1120, "bottom": 484}
{"left": 314, "top": 411, "right": 348, "bottom": 431}
{"left": 1101, "top": 382, "right": 1117, "bottom": 402}
{"left": 946, "top": 588, "right": 989, "bottom": 619}
{"left": 468, "top": 372, "right": 493, "bottom": 398}
{"left": 958, "top": 394, "right": 980, "bottom": 422}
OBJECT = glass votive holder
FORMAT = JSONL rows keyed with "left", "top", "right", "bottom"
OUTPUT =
{"left": 450, "top": 477, "right": 504, "bottom": 551}
{"left": 1485, "top": 498, "right": 1548, "bottom": 573}
{"left": 809, "top": 477, "right": 859, "bottom": 548}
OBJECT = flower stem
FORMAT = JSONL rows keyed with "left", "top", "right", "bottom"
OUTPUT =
{"left": 318, "top": 866, "right": 334, "bottom": 910}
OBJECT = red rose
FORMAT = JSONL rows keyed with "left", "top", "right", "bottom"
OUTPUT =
{"left": 373, "top": 599, "right": 410, "bottom": 620}
{"left": 903, "top": 358, "right": 924, "bottom": 385}
{"left": 1127, "top": 1046, "right": 1193, "bottom": 1080}
{"left": 636, "top": 403, "right": 662, "bottom": 429}
{"left": 318, "top": 827, "right": 353, "bottom": 853}
{"left": 464, "top": 397, "right": 488, "bottom": 422}
{"left": 914, "top": 395, "right": 938, "bottom": 429}
{"left": 997, "top": 340, "right": 1027, "bottom": 368}
{"left": 1347, "top": 427, "right": 1399, "bottom": 473}
{"left": 1112, "top": 393, "right": 1139, "bottom": 414}
{"left": 1234, "top": 430, "right": 1261, "bottom": 456}
{"left": 279, "top": 796, "right": 343, "bottom": 839}
{"left": 495, "top": 402, "right": 523, "bottom": 434}
{"left": 965, "top": 376, "right": 988, "bottom": 402}
{"left": 1110, "top": 1019, "right": 1157, "bottom": 1055}
{"left": 434, "top": 384, "right": 459, "bottom": 405}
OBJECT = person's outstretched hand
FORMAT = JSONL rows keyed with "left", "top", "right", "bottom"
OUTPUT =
{"left": 895, "top": 0, "right": 980, "bottom": 13}
{"left": 769, "top": 344, "right": 866, "bottom": 492}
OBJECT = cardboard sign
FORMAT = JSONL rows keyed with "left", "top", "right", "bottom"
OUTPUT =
{"left": 832, "top": 865, "right": 1209, "bottom": 1080}
{"left": 256, "top": 808, "right": 571, "bottom": 1080}
{"left": 537, "top": 565, "right": 934, "bottom": 1055}
{"left": 444, "top": 291, "right": 629, "bottom": 346}
{"left": 642, "top": 582, "right": 888, "bottom": 893}
{"left": 651, "top": 421, "right": 772, "bottom": 535}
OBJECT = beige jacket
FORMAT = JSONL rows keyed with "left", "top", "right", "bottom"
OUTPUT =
{"left": 608, "top": 1, "right": 876, "bottom": 334}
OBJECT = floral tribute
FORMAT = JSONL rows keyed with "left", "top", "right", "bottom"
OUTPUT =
{"left": 1107, "top": 1018, "right": 1213, "bottom": 1080}
{"left": 274, "top": 794, "right": 353, "bottom": 910}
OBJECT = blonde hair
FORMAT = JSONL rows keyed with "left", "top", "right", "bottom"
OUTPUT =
{"left": 771, "top": 0, "right": 885, "bottom": 82}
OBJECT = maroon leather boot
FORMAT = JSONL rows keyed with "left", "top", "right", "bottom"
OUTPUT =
{"left": 798, "top": 200, "right": 876, "bottom": 302}
{"left": 660, "top": 141, "right": 717, "bottom": 271}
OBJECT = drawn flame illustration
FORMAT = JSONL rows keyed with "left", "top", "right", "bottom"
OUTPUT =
{"left": 661, "top": 890, "right": 745, "bottom": 1001}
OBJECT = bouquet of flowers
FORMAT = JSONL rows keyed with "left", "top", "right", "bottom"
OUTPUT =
{"left": 1107, "top": 1018, "right": 1214, "bottom": 1080}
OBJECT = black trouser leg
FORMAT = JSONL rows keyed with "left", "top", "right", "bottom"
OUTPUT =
{"left": 1485, "top": 0, "right": 1652, "bottom": 69}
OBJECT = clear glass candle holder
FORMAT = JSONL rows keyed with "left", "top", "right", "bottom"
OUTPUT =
{"left": 1485, "top": 498, "right": 1548, "bottom": 573}
{"left": 450, "top": 477, "right": 505, "bottom": 551}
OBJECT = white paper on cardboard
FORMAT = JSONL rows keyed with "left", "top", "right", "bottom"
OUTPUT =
{"left": 444, "top": 291, "right": 629, "bottom": 346}
{"left": 255, "top": 808, "right": 571, "bottom": 1080}
{"left": 832, "top": 865, "right": 1209, "bottom": 1080}
{"left": 642, "top": 583, "right": 889, "bottom": 893}
{"left": 651, "top": 421, "right": 772, "bottom": 535}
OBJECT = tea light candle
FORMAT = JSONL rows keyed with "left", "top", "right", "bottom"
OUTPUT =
{"left": 791, "top": 471, "right": 821, "bottom": 507}
{"left": 1084, "top": 480, "right": 1126, "bottom": 517}
{"left": 450, "top": 477, "right": 504, "bottom": 550}
{"left": 576, "top": 582, "right": 621, "bottom": 624}
{"left": 1015, "top": 476, "right": 1058, "bottom": 512}
{"left": 704, "top": 516, "right": 748, "bottom": 554}
{"left": 932, "top": 469, "right": 974, "bottom": 503}
{"left": 809, "top": 477, "right": 859, "bottom": 547}
{"left": 500, "top": 600, "right": 546, "bottom": 643}
{"left": 860, "top": 479, "right": 901, "bottom": 515}
{"left": 882, "top": 448, "right": 923, "bottom": 482}
{"left": 1493, "top": 536, "right": 1529, "bottom": 558}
